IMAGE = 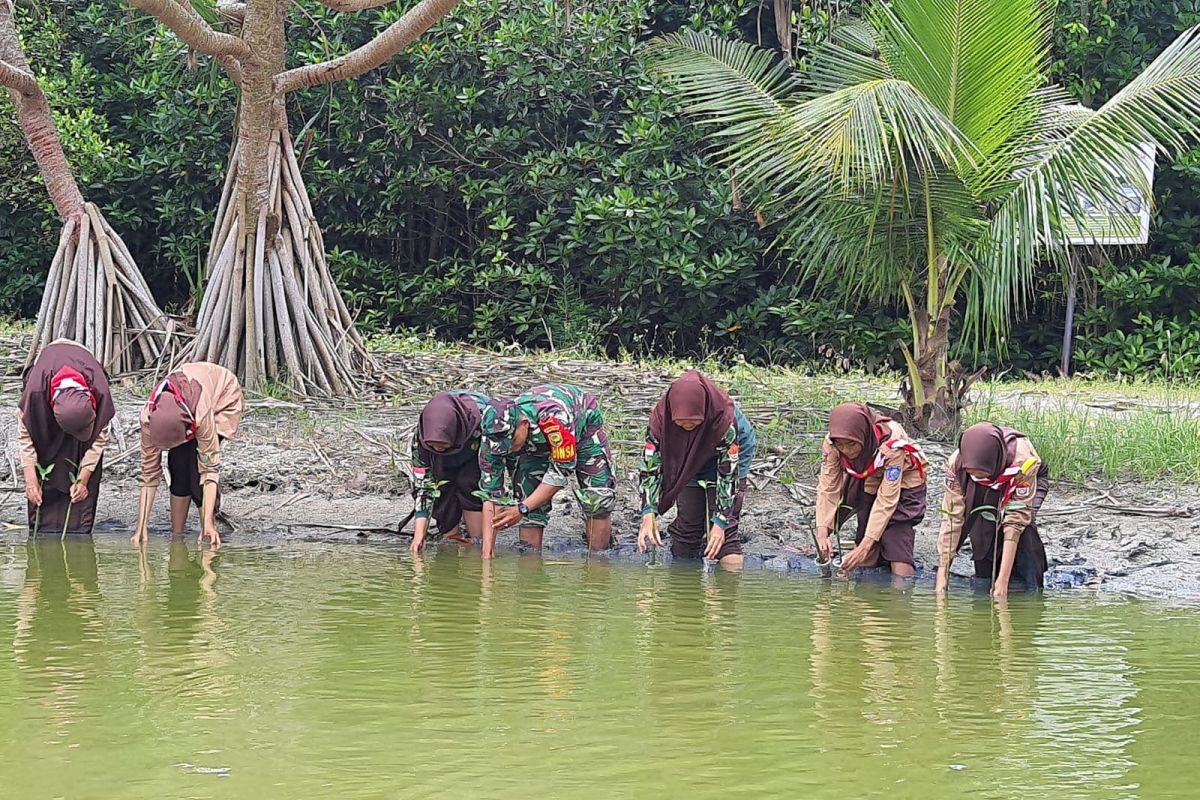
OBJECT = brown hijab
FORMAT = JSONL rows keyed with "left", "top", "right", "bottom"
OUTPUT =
{"left": 18, "top": 342, "right": 115, "bottom": 493}
{"left": 648, "top": 370, "right": 736, "bottom": 514}
{"left": 827, "top": 402, "right": 889, "bottom": 475}
{"left": 145, "top": 372, "right": 203, "bottom": 450}
{"left": 417, "top": 391, "right": 483, "bottom": 471}
{"left": 956, "top": 421, "right": 1022, "bottom": 503}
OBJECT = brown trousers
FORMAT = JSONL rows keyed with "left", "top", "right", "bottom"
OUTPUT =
{"left": 835, "top": 484, "right": 927, "bottom": 568}
{"left": 27, "top": 458, "right": 103, "bottom": 536}
{"left": 669, "top": 478, "right": 748, "bottom": 560}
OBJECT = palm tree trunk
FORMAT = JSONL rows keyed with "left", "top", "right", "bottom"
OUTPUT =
{"left": 899, "top": 184, "right": 979, "bottom": 437}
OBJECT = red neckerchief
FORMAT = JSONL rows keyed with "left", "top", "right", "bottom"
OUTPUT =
{"left": 49, "top": 366, "right": 97, "bottom": 410}
{"left": 970, "top": 466, "right": 1023, "bottom": 504}
{"left": 839, "top": 423, "right": 928, "bottom": 481}
{"left": 147, "top": 379, "right": 198, "bottom": 441}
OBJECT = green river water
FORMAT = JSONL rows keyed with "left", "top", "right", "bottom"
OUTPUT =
{"left": 0, "top": 535, "right": 1196, "bottom": 800}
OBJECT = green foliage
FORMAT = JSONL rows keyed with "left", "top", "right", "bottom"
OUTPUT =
{"left": 304, "top": 0, "right": 777, "bottom": 356}
{"left": 1073, "top": 255, "right": 1200, "bottom": 378}
{"left": 3, "top": 0, "right": 1200, "bottom": 383}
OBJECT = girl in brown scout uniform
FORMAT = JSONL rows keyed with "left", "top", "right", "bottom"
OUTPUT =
{"left": 17, "top": 340, "right": 116, "bottom": 535}
{"left": 132, "top": 362, "right": 245, "bottom": 548}
{"left": 935, "top": 422, "right": 1049, "bottom": 597}
{"left": 815, "top": 402, "right": 928, "bottom": 577}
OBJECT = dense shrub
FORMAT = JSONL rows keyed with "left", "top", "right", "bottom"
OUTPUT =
{"left": 0, "top": 0, "right": 1197, "bottom": 377}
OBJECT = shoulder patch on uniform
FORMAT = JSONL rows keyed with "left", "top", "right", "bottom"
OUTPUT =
{"left": 539, "top": 417, "right": 577, "bottom": 462}
{"left": 884, "top": 465, "right": 901, "bottom": 481}
{"left": 1014, "top": 483, "right": 1034, "bottom": 499}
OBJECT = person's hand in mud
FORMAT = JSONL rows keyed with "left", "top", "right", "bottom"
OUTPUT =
{"left": 815, "top": 526, "right": 833, "bottom": 560}
{"left": 637, "top": 514, "right": 662, "bottom": 553}
{"left": 492, "top": 506, "right": 522, "bottom": 531}
{"left": 703, "top": 523, "right": 726, "bottom": 560}
{"left": 200, "top": 522, "right": 221, "bottom": 549}
{"left": 839, "top": 540, "right": 874, "bottom": 573}
{"left": 24, "top": 472, "right": 42, "bottom": 508}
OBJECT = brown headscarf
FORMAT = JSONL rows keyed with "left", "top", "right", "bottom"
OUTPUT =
{"left": 144, "top": 372, "right": 202, "bottom": 450}
{"left": 827, "top": 402, "right": 889, "bottom": 475}
{"left": 957, "top": 422, "right": 1021, "bottom": 481}
{"left": 648, "top": 370, "right": 736, "bottom": 514}
{"left": 18, "top": 342, "right": 115, "bottom": 493}
{"left": 53, "top": 389, "right": 97, "bottom": 440}
{"left": 417, "top": 391, "right": 483, "bottom": 470}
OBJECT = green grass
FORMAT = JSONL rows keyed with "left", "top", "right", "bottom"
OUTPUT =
{"left": 0, "top": 317, "right": 32, "bottom": 336}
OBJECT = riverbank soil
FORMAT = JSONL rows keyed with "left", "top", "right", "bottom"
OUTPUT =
{"left": 2, "top": 337, "right": 1197, "bottom": 599}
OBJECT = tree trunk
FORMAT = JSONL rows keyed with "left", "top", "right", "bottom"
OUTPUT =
{"left": 194, "top": 120, "right": 372, "bottom": 394}
{"left": 774, "top": 0, "right": 792, "bottom": 64}
{"left": 1, "top": 0, "right": 176, "bottom": 373}
{"left": 899, "top": 254, "right": 982, "bottom": 439}
{"left": 189, "top": 0, "right": 373, "bottom": 394}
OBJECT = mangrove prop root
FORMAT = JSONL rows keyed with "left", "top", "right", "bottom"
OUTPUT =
{"left": 28, "top": 203, "right": 178, "bottom": 374}
{"left": 191, "top": 127, "right": 376, "bottom": 396}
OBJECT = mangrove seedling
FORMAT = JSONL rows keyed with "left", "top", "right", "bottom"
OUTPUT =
{"left": 61, "top": 461, "right": 80, "bottom": 540}
{"left": 696, "top": 479, "right": 715, "bottom": 562}
{"left": 31, "top": 462, "right": 54, "bottom": 535}
{"left": 970, "top": 499, "right": 1027, "bottom": 587}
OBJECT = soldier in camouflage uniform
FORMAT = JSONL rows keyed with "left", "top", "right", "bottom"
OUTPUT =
{"left": 479, "top": 384, "right": 616, "bottom": 557}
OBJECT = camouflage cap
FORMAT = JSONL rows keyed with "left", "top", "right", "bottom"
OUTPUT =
{"left": 480, "top": 398, "right": 521, "bottom": 453}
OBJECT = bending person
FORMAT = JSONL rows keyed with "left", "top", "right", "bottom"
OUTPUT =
{"left": 637, "top": 370, "right": 756, "bottom": 569}
{"left": 936, "top": 422, "right": 1049, "bottom": 597}
{"left": 815, "top": 402, "right": 928, "bottom": 577}
{"left": 409, "top": 390, "right": 492, "bottom": 553}
{"left": 478, "top": 384, "right": 616, "bottom": 558}
{"left": 133, "top": 362, "right": 244, "bottom": 548}
{"left": 17, "top": 339, "right": 115, "bottom": 535}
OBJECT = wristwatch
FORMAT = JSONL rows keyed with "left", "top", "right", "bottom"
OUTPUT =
{"left": 517, "top": 501, "right": 530, "bottom": 516}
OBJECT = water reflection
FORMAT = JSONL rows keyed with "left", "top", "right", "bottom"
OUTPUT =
{"left": 14, "top": 537, "right": 104, "bottom": 705}
{"left": 0, "top": 540, "right": 1196, "bottom": 799}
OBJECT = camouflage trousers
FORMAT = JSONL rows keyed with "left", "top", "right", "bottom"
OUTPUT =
{"left": 513, "top": 408, "right": 617, "bottom": 527}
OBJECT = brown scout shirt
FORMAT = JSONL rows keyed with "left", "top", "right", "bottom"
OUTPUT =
{"left": 815, "top": 419, "right": 925, "bottom": 542}
{"left": 140, "top": 362, "right": 245, "bottom": 489}
{"left": 17, "top": 339, "right": 109, "bottom": 474}
{"left": 937, "top": 436, "right": 1042, "bottom": 569}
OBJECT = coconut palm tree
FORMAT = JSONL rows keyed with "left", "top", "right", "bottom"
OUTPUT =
{"left": 647, "top": 0, "right": 1200, "bottom": 433}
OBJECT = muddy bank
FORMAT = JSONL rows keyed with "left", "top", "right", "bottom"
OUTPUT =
{"left": 2, "top": 347, "right": 1198, "bottom": 598}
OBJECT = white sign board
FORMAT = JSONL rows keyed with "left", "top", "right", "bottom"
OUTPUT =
{"left": 1061, "top": 141, "right": 1156, "bottom": 246}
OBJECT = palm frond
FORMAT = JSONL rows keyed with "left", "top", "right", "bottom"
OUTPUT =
{"left": 806, "top": 21, "right": 894, "bottom": 93}
{"left": 643, "top": 31, "right": 799, "bottom": 132}
{"left": 717, "top": 79, "right": 979, "bottom": 211}
{"left": 976, "top": 23, "right": 1200, "bottom": 343}
{"left": 873, "top": 0, "right": 1050, "bottom": 155}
